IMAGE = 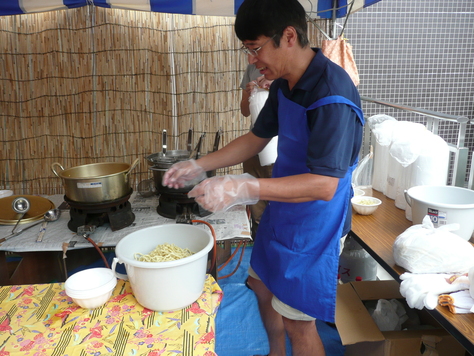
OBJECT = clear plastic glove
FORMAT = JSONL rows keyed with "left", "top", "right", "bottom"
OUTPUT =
{"left": 188, "top": 173, "right": 260, "bottom": 213}
{"left": 162, "top": 159, "right": 207, "bottom": 189}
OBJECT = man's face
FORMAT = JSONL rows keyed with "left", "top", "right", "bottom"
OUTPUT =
{"left": 241, "top": 35, "right": 288, "bottom": 81}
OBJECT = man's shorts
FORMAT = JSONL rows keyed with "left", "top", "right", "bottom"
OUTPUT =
{"left": 248, "top": 234, "right": 347, "bottom": 321}
{"left": 248, "top": 266, "right": 316, "bottom": 321}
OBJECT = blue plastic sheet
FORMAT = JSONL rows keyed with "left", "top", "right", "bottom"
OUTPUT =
{"left": 215, "top": 245, "right": 345, "bottom": 356}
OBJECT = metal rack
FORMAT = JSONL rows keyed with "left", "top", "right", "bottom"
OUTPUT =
{"left": 361, "top": 96, "right": 473, "bottom": 188}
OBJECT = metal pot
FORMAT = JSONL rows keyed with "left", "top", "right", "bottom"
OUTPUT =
{"left": 51, "top": 159, "right": 139, "bottom": 203}
{"left": 146, "top": 153, "right": 196, "bottom": 194}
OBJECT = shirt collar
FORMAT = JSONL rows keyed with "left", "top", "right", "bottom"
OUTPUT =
{"left": 280, "top": 48, "right": 327, "bottom": 96}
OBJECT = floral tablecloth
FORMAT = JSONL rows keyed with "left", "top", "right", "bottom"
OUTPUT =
{"left": 0, "top": 274, "right": 222, "bottom": 356}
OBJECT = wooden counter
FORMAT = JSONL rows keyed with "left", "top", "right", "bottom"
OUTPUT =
{"left": 350, "top": 190, "right": 474, "bottom": 355}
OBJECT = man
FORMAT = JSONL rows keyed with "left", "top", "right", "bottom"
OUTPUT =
{"left": 163, "top": 0, "right": 363, "bottom": 354}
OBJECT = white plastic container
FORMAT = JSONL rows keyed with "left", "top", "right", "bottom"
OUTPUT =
{"left": 112, "top": 224, "right": 213, "bottom": 311}
{"left": 339, "top": 236, "right": 377, "bottom": 283}
{"left": 65, "top": 268, "right": 117, "bottom": 309}
{"left": 405, "top": 185, "right": 474, "bottom": 241}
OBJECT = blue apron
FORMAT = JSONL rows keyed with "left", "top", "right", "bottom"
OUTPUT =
{"left": 250, "top": 89, "right": 364, "bottom": 322}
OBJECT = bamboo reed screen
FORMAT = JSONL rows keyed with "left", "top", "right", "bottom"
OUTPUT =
{"left": 0, "top": 5, "right": 328, "bottom": 196}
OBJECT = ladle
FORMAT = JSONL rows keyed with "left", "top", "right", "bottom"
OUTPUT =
{"left": 11, "top": 197, "right": 31, "bottom": 234}
{"left": 0, "top": 208, "right": 61, "bottom": 243}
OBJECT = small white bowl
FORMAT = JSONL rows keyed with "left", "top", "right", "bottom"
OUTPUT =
{"left": 351, "top": 196, "right": 382, "bottom": 215}
{"left": 65, "top": 268, "right": 117, "bottom": 309}
{"left": 0, "top": 190, "right": 13, "bottom": 199}
{"left": 353, "top": 188, "right": 365, "bottom": 197}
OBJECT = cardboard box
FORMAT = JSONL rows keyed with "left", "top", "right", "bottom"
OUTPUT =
{"left": 336, "top": 280, "right": 466, "bottom": 356}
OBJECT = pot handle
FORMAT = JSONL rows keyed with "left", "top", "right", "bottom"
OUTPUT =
{"left": 126, "top": 158, "right": 140, "bottom": 176}
{"left": 51, "top": 162, "right": 65, "bottom": 177}
{"left": 111, "top": 257, "right": 129, "bottom": 280}
{"left": 404, "top": 190, "right": 412, "bottom": 207}
{"left": 148, "top": 166, "right": 167, "bottom": 172}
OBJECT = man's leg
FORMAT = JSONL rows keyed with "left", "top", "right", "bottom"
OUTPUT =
{"left": 283, "top": 318, "right": 325, "bottom": 356}
{"left": 247, "top": 276, "right": 286, "bottom": 356}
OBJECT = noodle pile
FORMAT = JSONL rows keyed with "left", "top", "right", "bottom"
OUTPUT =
{"left": 134, "top": 243, "right": 194, "bottom": 262}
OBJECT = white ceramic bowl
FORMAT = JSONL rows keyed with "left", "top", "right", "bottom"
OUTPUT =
{"left": 351, "top": 196, "right": 382, "bottom": 215}
{"left": 0, "top": 190, "right": 13, "bottom": 199}
{"left": 65, "top": 268, "right": 117, "bottom": 309}
{"left": 353, "top": 188, "right": 365, "bottom": 197}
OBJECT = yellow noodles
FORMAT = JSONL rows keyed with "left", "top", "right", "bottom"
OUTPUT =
{"left": 134, "top": 243, "right": 194, "bottom": 262}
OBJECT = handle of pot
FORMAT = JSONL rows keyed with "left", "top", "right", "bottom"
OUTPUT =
{"left": 149, "top": 167, "right": 168, "bottom": 172}
{"left": 51, "top": 162, "right": 65, "bottom": 177}
{"left": 162, "top": 130, "right": 167, "bottom": 155}
{"left": 126, "top": 158, "right": 140, "bottom": 176}
{"left": 404, "top": 190, "right": 412, "bottom": 207}
{"left": 111, "top": 257, "right": 129, "bottom": 280}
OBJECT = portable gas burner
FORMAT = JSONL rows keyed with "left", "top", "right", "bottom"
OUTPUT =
{"left": 157, "top": 191, "right": 211, "bottom": 220}
{"left": 65, "top": 190, "right": 135, "bottom": 232}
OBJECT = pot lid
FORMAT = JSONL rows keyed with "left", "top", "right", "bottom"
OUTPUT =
{"left": 0, "top": 195, "right": 55, "bottom": 225}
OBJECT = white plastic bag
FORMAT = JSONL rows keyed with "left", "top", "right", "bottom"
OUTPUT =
{"left": 249, "top": 87, "right": 278, "bottom": 166}
{"left": 393, "top": 215, "right": 474, "bottom": 274}
{"left": 369, "top": 299, "right": 408, "bottom": 331}
{"left": 352, "top": 145, "right": 373, "bottom": 196}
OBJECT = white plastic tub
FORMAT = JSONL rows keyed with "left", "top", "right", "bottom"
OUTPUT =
{"left": 65, "top": 268, "right": 117, "bottom": 309}
{"left": 405, "top": 185, "right": 474, "bottom": 241}
{"left": 112, "top": 224, "right": 213, "bottom": 311}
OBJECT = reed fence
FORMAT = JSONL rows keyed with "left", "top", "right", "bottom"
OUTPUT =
{"left": 0, "top": 5, "right": 328, "bottom": 196}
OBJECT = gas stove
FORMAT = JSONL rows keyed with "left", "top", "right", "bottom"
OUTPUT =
{"left": 65, "top": 190, "right": 135, "bottom": 232}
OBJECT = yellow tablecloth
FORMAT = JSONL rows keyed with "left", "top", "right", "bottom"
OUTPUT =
{"left": 0, "top": 274, "right": 222, "bottom": 356}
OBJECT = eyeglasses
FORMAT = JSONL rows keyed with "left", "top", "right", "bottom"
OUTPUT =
{"left": 240, "top": 35, "right": 276, "bottom": 57}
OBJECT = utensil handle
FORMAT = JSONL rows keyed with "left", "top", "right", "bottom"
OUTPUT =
{"left": 126, "top": 158, "right": 140, "bottom": 176}
{"left": 213, "top": 129, "right": 221, "bottom": 152}
{"left": 36, "top": 221, "right": 48, "bottom": 242}
{"left": 15, "top": 219, "right": 44, "bottom": 235}
{"left": 162, "top": 130, "right": 167, "bottom": 155}
{"left": 187, "top": 128, "right": 193, "bottom": 152}
{"left": 11, "top": 212, "right": 26, "bottom": 234}
{"left": 51, "top": 162, "right": 65, "bottom": 177}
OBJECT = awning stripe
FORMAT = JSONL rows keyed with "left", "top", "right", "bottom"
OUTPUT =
{"left": 0, "top": 0, "right": 382, "bottom": 17}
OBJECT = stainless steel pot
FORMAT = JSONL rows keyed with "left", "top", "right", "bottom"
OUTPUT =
{"left": 51, "top": 159, "right": 139, "bottom": 203}
{"left": 146, "top": 152, "right": 194, "bottom": 194}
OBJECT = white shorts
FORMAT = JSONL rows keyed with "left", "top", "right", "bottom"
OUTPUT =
{"left": 248, "top": 265, "right": 316, "bottom": 321}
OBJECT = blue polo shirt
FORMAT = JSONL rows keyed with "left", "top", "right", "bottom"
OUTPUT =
{"left": 252, "top": 48, "right": 363, "bottom": 236}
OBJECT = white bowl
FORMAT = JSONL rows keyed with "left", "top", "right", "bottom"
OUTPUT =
{"left": 0, "top": 190, "right": 13, "bottom": 199}
{"left": 351, "top": 196, "right": 382, "bottom": 215}
{"left": 353, "top": 188, "right": 365, "bottom": 197}
{"left": 65, "top": 268, "right": 117, "bottom": 309}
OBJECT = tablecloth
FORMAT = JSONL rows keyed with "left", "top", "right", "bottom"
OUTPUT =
{"left": 0, "top": 275, "right": 222, "bottom": 356}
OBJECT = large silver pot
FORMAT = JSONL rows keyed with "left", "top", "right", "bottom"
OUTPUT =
{"left": 52, "top": 159, "right": 139, "bottom": 203}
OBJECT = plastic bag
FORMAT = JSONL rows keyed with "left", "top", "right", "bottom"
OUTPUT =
{"left": 249, "top": 86, "right": 278, "bottom": 166}
{"left": 352, "top": 145, "right": 373, "bottom": 196}
{"left": 369, "top": 299, "right": 408, "bottom": 331}
{"left": 393, "top": 215, "right": 474, "bottom": 273}
{"left": 249, "top": 87, "right": 269, "bottom": 128}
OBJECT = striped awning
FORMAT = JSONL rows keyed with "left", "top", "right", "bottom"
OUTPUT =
{"left": 0, "top": 0, "right": 382, "bottom": 18}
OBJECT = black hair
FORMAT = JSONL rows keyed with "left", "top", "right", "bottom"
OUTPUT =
{"left": 235, "top": 0, "right": 309, "bottom": 48}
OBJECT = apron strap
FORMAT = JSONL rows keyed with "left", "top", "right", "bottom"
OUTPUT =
{"left": 307, "top": 95, "right": 365, "bottom": 126}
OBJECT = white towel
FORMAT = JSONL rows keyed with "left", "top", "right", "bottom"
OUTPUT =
{"left": 399, "top": 272, "right": 470, "bottom": 310}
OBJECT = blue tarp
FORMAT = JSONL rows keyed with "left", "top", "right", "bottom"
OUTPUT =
{"left": 0, "top": 0, "right": 382, "bottom": 18}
